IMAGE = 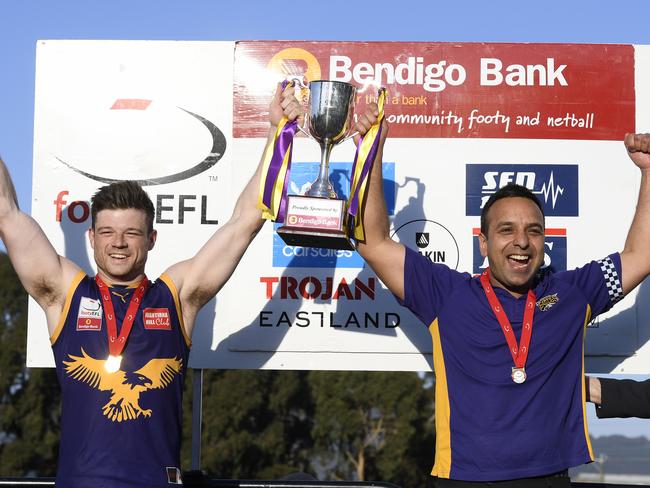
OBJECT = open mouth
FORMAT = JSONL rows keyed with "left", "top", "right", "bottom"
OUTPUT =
{"left": 109, "top": 253, "right": 128, "bottom": 260}
{"left": 508, "top": 254, "right": 530, "bottom": 268}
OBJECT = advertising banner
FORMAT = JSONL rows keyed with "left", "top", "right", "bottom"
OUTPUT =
{"left": 29, "top": 40, "right": 650, "bottom": 373}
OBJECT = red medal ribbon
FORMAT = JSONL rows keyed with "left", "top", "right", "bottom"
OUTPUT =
{"left": 95, "top": 275, "right": 149, "bottom": 357}
{"left": 480, "top": 269, "right": 536, "bottom": 372}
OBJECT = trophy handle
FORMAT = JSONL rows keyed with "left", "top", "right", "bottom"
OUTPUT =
{"left": 297, "top": 124, "right": 311, "bottom": 138}
{"left": 341, "top": 130, "right": 359, "bottom": 143}
{"left": 287, "top": 77, "right": 313, "bottom": 139}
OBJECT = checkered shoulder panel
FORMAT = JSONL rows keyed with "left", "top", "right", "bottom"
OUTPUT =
{"left": 597, "top": 256, "right": 624, "bottom": 306}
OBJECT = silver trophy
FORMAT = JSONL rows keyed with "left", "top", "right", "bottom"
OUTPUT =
{"left": 277, "top": 80, "right": 358, "bottom": 250}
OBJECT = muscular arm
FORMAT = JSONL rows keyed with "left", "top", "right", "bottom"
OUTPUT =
{"left": 165, "top": 84, "right": 302, "bottom": 336}
{"left": 354, "top": 112, "right": 406, "bottom": 301}
{"left": 0, "top": 157, "right": 80, "bottom": 333}
{"left": 620, "top": 133, "right": 650, "bottom": 294}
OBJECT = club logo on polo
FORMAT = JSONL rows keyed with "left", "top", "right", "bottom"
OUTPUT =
{"left": 537, "top": 294, "right": 559, "bottom": 311}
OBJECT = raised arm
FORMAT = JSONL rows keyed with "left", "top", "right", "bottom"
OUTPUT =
{"left": 620, "top": 133, "right": 650, "bottom": 294}
{"left": 354, "top": 107, "right": 406, "bottom": 300}
{"left": 0, "top": 157, "right": 81, "bottom": 333}
{"left": 165, "top": 84, "right": 302, "bottom": 335}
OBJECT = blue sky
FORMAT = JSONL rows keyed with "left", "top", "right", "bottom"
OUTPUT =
{"left": 1, "top": 0, "right": 650, "bottom": 437}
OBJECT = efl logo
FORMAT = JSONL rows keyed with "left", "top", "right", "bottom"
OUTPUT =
{"left": 273, "top": 162, "right": 395, "bottom": 268}
{"left": 466, "top": 164, "right": 578, "bottom": 216}
{"left": 393, "top": 220, "right": 460, "bottom": 270}
{"left": 267, "top": 48, "right": 322, "bottom": 83}
{"left": 143, "top": 308, "right": 171, "bottom": 330}
{"left": 472, "top": 228, "right": 567, "bottom": 274}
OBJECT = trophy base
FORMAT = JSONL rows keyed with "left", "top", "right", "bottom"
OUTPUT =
{"left": 277, "top": 226, "right": 355, "bottom": 250}
{"left": 276, "top": 195, "right": 355, "bottom": 250}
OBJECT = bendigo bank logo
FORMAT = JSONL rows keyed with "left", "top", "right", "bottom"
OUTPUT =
{"left": 267, "top": 48, "right": 322, "bottom": 83}
{"left": 55, "top": 98, "right": 226, "bottom": 186}
{"left": 465, "top": 164, "right": 579, "bottom": 217}
{"left": 472, "top": 228, "right": 567, "bottom": 274}
{"left": 393, "top": 220, "right": 460, "bottom": 269}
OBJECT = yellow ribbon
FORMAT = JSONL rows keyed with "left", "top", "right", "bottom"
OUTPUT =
{"left": 347, "top": 89, "right": 386, "bottom": 241}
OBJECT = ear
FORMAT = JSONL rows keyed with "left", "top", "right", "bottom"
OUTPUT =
{"left": 148, "top": 229, "right": 157, "bottom": 251}
{"left": 478, "top": 232, "right": 488, "bottom": 258}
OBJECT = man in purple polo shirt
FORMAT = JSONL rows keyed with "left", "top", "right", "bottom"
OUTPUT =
{"left": 354, "top": 109, "right": 650, "bottom": 487}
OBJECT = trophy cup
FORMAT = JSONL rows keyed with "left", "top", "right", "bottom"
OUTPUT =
{"left": 277, "top": 80, "right": 358, "bottom": 250}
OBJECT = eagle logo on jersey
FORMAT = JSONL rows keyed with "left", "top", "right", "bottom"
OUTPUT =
{"left": 536, "top": 293, "right": 559, "bottom": 312}
{"left": 63, "top": 349, "right": 182, "bottom": 422}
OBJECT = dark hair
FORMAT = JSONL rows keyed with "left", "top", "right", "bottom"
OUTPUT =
{"left": 90, "top": 181, "right": 155, "bottom": 233}
{"left": 480, "top": 184, "right": 544, "bottom": 236}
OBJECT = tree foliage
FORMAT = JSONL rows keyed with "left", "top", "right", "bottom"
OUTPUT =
{"left": 309, "top": 371, "right": 435, "bottom": 486}
{"left": 0, "top": 253, "right": 60, "bottom": 476}
{"left": 194, "top": 369, "right": 314, "bottom": 479}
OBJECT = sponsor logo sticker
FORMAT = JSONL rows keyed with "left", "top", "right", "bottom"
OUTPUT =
{"left": 76, "top": 297, "right": 102, "bottom": 331}
{"left": 143, "top": 308, "right": 171, "bottom": 330}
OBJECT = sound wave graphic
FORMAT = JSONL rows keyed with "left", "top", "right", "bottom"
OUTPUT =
{"left": 533, "top": 172, "right": 564, "bottom": 208}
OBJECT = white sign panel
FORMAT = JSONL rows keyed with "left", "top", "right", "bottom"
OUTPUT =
{"left": 28, "top": 40, "right": 650, "bottom": 373}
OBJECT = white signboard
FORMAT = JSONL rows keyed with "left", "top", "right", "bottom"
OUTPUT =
{"left": 28, "top": 40, "right": 650, "bottom": 373}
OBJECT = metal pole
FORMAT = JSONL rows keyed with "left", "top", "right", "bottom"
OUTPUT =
{"left": 191, "top": 368, "right": 203, "bottom": 471}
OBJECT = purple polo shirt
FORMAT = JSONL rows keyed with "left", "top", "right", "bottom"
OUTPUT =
{"left": 401, "top": 248, "right": 623, "bottom": 481}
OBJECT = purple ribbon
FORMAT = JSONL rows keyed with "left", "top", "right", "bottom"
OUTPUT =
{"left": 261, "top": 118, "right": 297, "bottom": 221}
{"left": 276, "top": 142, "right": 294, "bottom": 222}
{"left": 347, "top": 121, "right": 384, "bottom": 219}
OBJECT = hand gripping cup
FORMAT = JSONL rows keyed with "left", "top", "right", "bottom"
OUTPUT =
{"left": 277, "top": 80, "right": 358, "bottom": 250}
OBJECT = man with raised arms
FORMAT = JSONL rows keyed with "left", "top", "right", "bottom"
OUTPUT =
{"left": 0, "top": 85, "right": 306, "bottom": 487}
{"left": 354, "top": 114, "right": 650, "bottom": 486}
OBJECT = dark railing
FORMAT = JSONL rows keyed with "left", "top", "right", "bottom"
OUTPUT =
{"left": 0, "top": 477, "right": 647, "bottom": 488}
{"left": 0, "top": 475, "right": 401, "bottom": 488}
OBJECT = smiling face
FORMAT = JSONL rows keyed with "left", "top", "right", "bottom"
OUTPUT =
{"left": 479, "top": 196, "right": 545, "bottom": 297}
{"left": 89, "top": 208, "right": 157, "bottom": 285}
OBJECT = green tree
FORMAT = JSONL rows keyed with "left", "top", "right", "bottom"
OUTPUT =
{"left": 0, "top": 252, "right": 60, "bottom": 476}
{"left": 309, "top": 370, "right": 435, "bottom": 486}
{"left": 197, "top": 369, "right": 314, "bottom": 479}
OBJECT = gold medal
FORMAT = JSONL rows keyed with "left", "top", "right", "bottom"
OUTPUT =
{"left": 511, "top": 367, "right": 526, "bottom": 384}
{"left": 105, "top": 354, "right": 122, "bottom": 373}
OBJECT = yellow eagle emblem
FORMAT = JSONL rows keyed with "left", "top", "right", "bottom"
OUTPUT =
{"left": 63, "top": 349, "right": 182, "bottom": 422}
{"left": 536, "top": 293, "right": 559, "bottom": 312}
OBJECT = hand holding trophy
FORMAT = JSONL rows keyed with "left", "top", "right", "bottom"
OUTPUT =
{"left": 258, "top": 79, "right": 386, "bottom": 250}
